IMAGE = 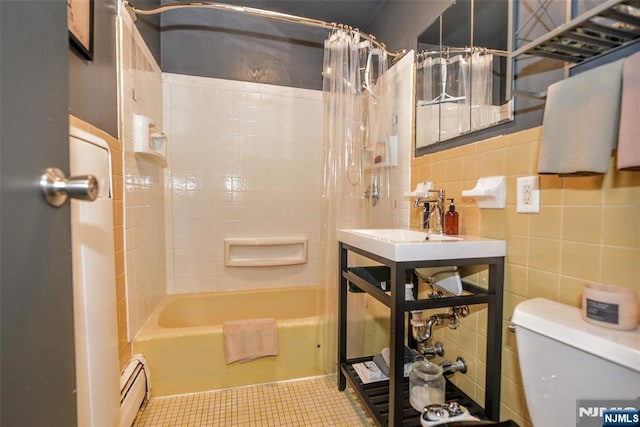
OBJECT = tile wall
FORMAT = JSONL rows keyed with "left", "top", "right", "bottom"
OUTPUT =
{"left": 116, "top": 13, "right": 416, "bottom": 345}
{"left": 412, "top": 127, "right": 640, "bottom": 426}
{"left": 161, "top": 52, "right": 416, "bottom": 296}
{"left": 117, "top": 7, "right": 166, "bottom": 340}
{"left": 162, "top": 74, "right": 324, "bottom": 293}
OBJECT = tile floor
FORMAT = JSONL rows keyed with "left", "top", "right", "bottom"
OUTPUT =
{"left": 133, "top": 375, "right": 376, "bottom": 426}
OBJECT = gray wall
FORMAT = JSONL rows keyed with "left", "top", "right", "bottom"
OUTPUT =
{"left": 366, "top": 0, "right": 453, "bottom": 53}
{"left": 68, "top": 0, "right": 119, "bottom": 137}
{"left": 137, "top": 1, "right": 453, "bottom": 91}
{"left": 130, "top": 0, "right": 162, "bottom": 65}
{"left": 160, "top": 7, "right": 327, "bottom": 89}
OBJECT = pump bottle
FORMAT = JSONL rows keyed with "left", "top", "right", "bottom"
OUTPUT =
{"left": 443, "top": 198, "right": 459, "bottom": 235}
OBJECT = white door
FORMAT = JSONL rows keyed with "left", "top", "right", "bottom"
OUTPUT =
{"left": 70, "top": 126, "right": 120, "bottom": 427}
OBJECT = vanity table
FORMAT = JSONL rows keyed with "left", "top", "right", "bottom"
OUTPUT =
{"left": 337, "top": 229, "right": 506, "bottom": 427}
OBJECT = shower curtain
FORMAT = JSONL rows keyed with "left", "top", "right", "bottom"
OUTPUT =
{"left": 470, "top": 51, "right": 494, "bottom": 130}
{"left": 318, "top": 29, "right": 391, "bottom": 374}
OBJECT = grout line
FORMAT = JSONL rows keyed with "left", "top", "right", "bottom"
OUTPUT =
{"left": 134, "top": 375, "right": 375, "bottom": 427}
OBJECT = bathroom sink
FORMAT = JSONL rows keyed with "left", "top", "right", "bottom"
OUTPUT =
{"left": 338, "top": 228, "right": 506, "bottom": 261}
{"left": 349, "top": 228, "right": 463, "bottom": 242}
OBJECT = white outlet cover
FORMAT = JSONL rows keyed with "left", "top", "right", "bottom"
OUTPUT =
{"left": 517, "top": 176, "right": 540, "bottom": 213}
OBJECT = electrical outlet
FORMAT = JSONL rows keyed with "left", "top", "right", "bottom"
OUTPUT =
{"left": 517, "top": 176, "right": 540, "bottom": 213}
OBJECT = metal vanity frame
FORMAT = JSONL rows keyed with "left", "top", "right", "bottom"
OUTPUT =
{"left": 337, "top": 241, "right": 505, "bottom": 427}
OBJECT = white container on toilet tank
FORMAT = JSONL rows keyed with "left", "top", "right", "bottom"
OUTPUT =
{"left": 511, "top": 298, "right": 640, "bottom": 427}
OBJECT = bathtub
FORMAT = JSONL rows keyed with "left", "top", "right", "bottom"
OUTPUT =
{"left": 133, "top": 286, "right": 324, "bottom": 396}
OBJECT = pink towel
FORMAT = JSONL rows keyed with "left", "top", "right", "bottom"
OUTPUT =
{"left": 223, "top": 318, "right": 278, "bottom": 364}
{"left": 617, "top": 51, "right": 640, "bottom": 171}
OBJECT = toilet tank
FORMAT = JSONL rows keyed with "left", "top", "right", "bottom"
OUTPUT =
{"left": 511, "top": 298, "right": 640, "bottom": 427}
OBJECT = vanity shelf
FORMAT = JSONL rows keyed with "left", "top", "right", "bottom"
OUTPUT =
{"left": 344, "top": 268, "right": 494, "bottom": 310}
{"left": 512, "top": 0, "right": 640, "bottom": 64}
{"left": 341, "top": 357, "right": 486, "bottom": 427}
{"left": 337, "top": 240, "right": 505, "bottom": 427}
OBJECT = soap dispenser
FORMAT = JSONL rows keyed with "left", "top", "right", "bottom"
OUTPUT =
{"left": 444, "top": 198, "right": 459, "bottom": 235}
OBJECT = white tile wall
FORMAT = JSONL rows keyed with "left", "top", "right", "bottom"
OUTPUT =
{"left": 163, "top": 74, "right": 324, "bottom": 294}
{"left": 118, "top": 11, "right": 415, "bottom": 337}
{"left": 118, "top": 7, "right": 166, "bottom": 340}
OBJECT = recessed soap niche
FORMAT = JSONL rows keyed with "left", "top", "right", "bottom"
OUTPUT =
{"left": 365, "top": 135, "right": 398, "bottom": 169}
{"left": 224, "top": 237, "right": 308, "bottom": 267}
{"left": 133, "top": 114, "right": 167, "bottom": 164}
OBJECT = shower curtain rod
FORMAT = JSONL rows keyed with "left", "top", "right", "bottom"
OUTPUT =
{"left": 123, "top": 1, "right": 405, "bottom": 61}
{"left": 419, "top": 46, "right": 509, "bottom": 59}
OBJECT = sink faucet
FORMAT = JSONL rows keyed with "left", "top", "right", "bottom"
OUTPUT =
{"left": 414, "top": 189, "right": 445, "bottom": 233}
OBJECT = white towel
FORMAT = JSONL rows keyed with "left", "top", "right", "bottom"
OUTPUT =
{"left": 537, "top": 59, "right": 624, "bottom": 176}
{"left": 617, "top": 51, "right": 640, "bottom": 171}
{"left": 223, "top": 318, "right": 278, "bottom": 364}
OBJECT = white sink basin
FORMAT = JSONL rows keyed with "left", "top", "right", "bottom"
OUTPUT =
{"left": 350, "top": 228, "right": 463, "bottom": 242}
{"left": 338, "top": 228, "right": 506, "bottom": 261}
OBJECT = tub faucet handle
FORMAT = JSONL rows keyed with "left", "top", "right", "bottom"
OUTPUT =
{"left": 420, "top": 341, "right": 445, "bottom": 358}
{"left": 440, "top": 356, "right": 467, "bottom": 376}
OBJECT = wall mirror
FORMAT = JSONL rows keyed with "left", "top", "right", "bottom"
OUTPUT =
{"left": 415, "top": 0, "right": 513, "bottom": 154}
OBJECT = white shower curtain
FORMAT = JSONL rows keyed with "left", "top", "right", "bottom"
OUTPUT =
{"left": 317, "top": 29, "right": 390, "bottom": 374}
{"left": 443, "top": 54, "right": 470, "bottom": 138}
{"left": 470, "top": 51, "right": 494, "bottom": 130}
{"left": 415, "top": 57, "right": 437, "bottom": 146}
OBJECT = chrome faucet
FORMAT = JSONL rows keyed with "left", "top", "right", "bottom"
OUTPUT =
{"left": 414, "top": 189, "right": 445, "bottom": 233}
{"left": 362, "top": 182, "right": 379, "bottom": 206}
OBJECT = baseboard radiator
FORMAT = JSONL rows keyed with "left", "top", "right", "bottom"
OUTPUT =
{"left": 118, "top": 355, "right": 151, "bottom": 427}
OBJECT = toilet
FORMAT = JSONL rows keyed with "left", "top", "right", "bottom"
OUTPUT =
{"left": 511, "top": 298, "right": 640, "bottom": 427}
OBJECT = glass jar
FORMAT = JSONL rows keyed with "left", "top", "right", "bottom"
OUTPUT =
{"left": 409, "top": 357, "right": 445, "bottom": 411}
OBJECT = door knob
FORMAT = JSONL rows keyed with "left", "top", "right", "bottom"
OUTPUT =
{"left": 40, "top": 167, "right": 99, "bottom": 207}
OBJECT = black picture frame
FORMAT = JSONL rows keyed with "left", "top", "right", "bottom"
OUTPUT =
{"left": 68, "top": 0, "right": 94, "bottom": 60}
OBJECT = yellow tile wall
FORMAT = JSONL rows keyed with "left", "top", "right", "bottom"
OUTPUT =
{"left": 70, "top": 115, "right": 130, "bottom": 371}
{"left": 412, "top": 126, "right": 640, "bottom": 426}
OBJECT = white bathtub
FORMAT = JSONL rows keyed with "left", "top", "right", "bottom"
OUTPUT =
{"left": 133, "top": 286, "right": 324, "bottom": 396}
